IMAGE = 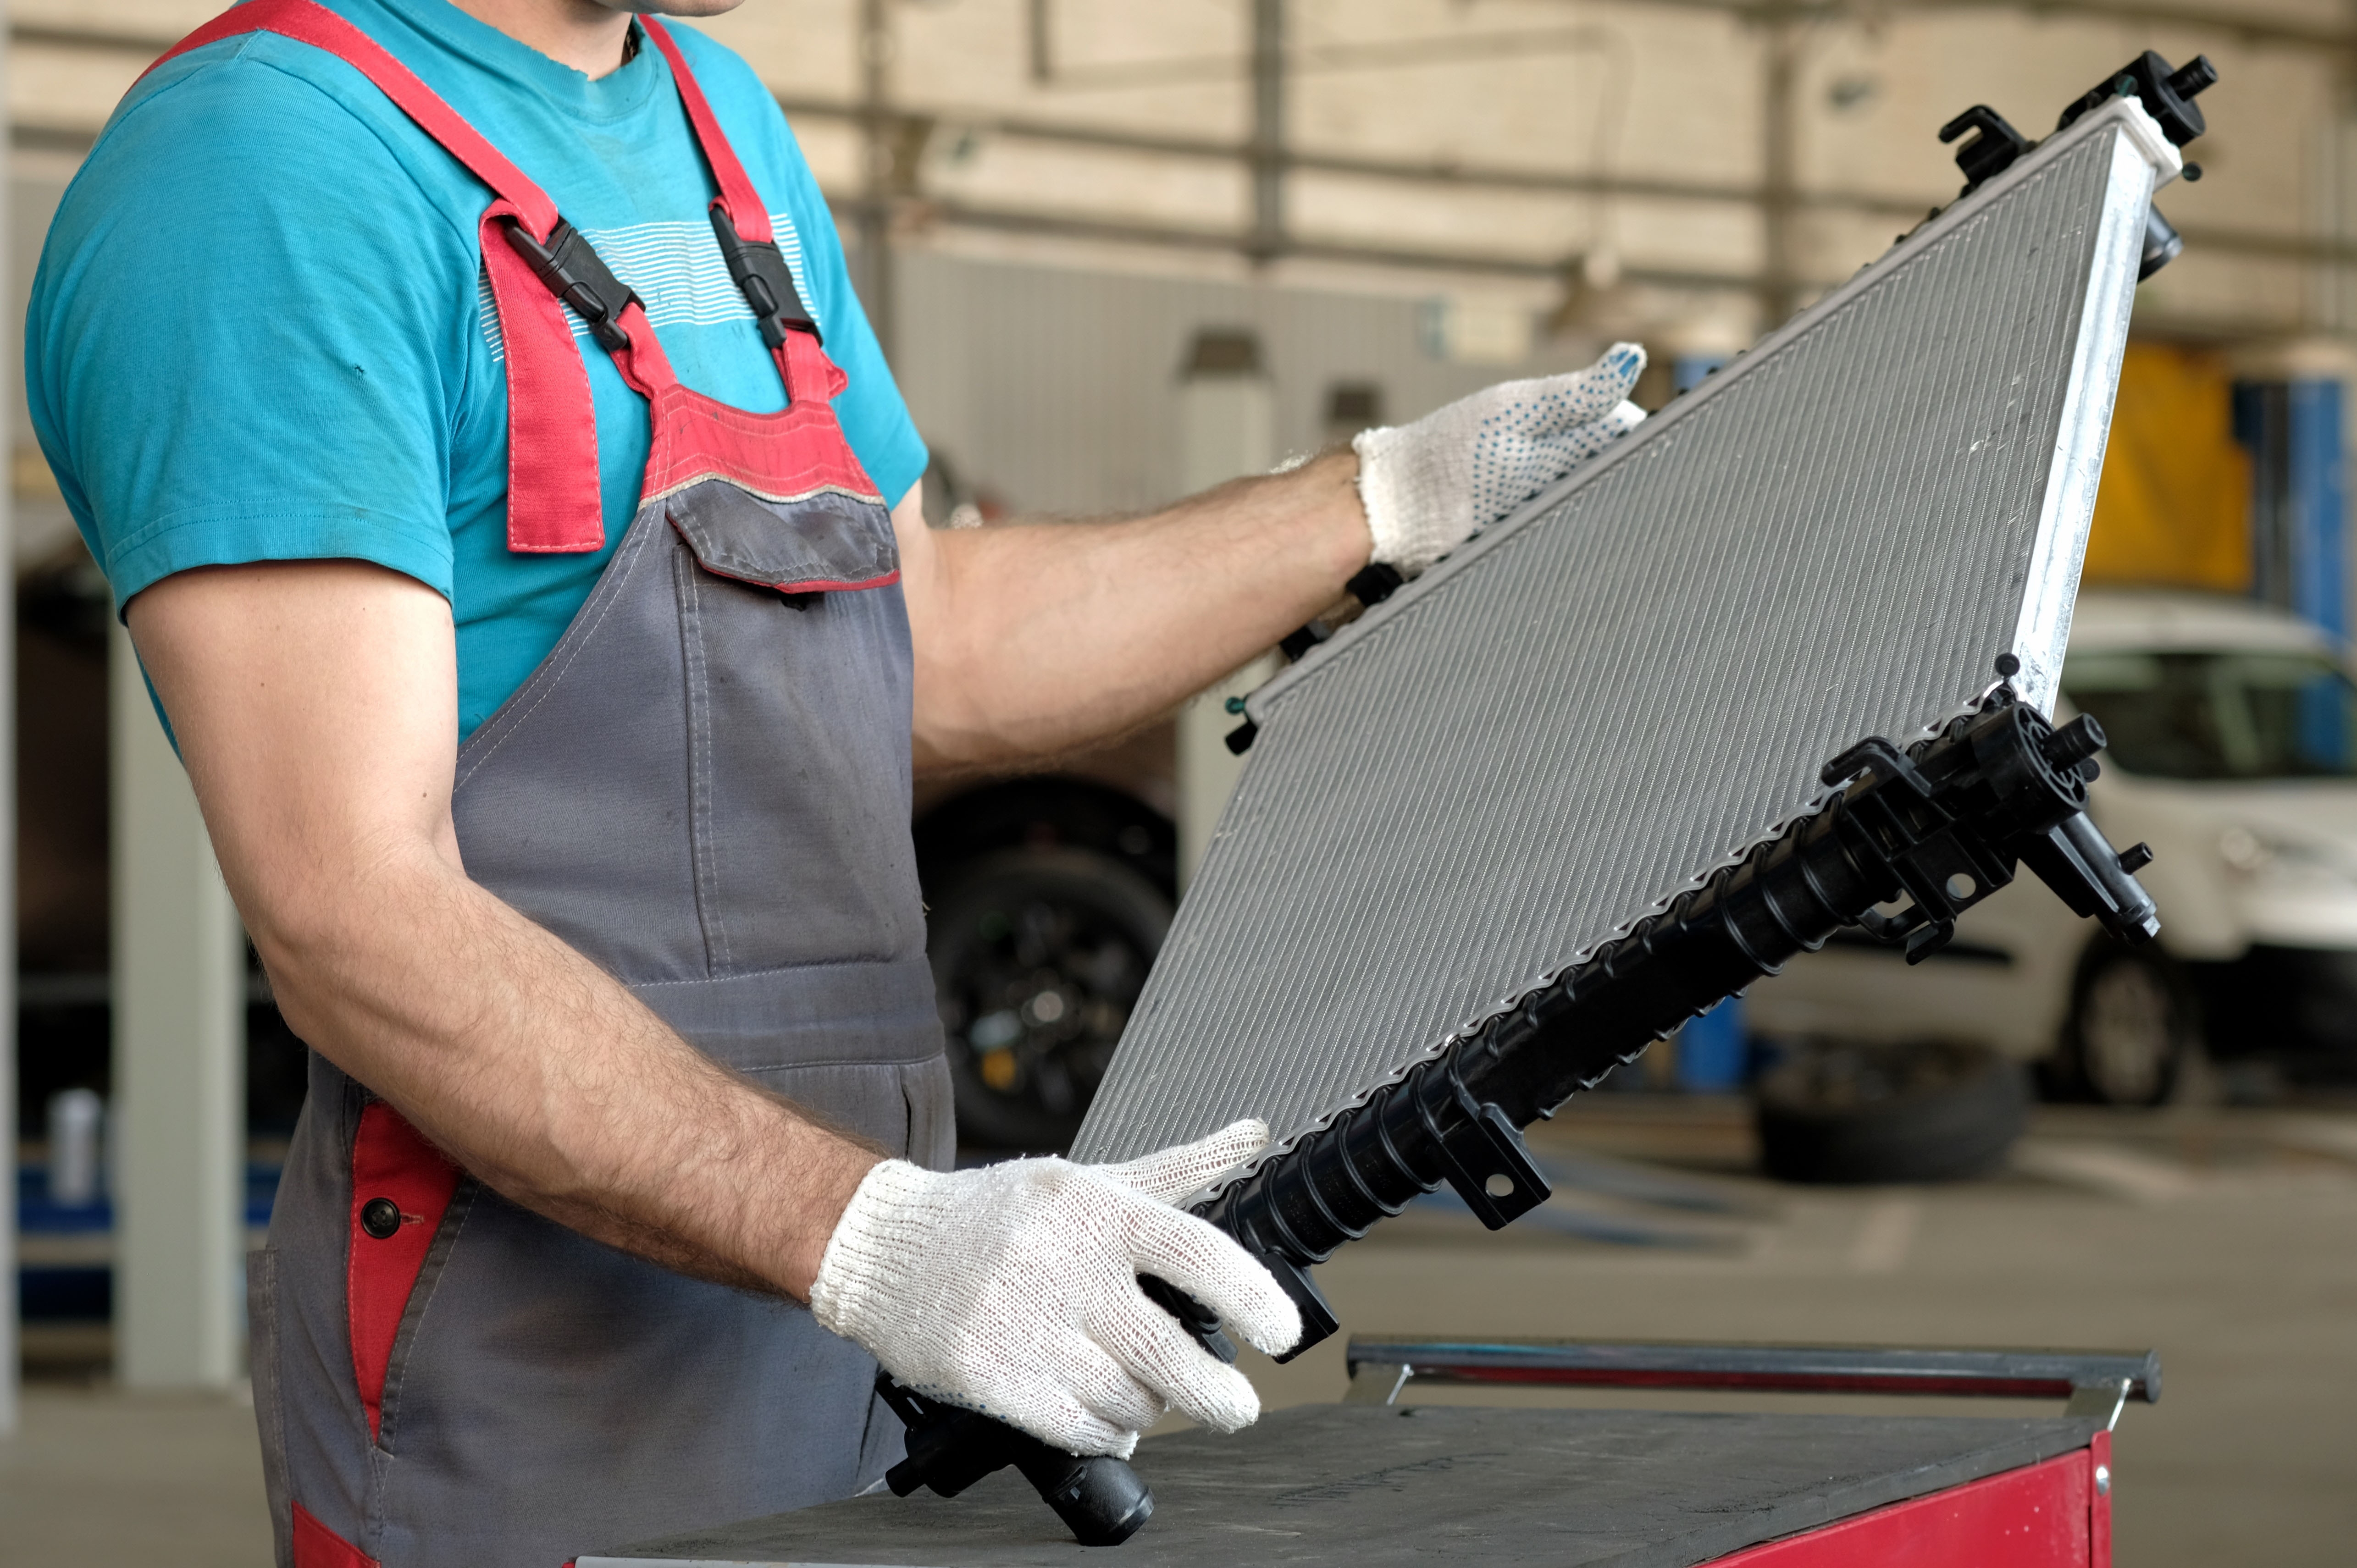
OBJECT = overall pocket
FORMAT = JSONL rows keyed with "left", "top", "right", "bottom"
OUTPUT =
{"left": 667, "top": 478, "right": 899, "bottom": 595}
{"left": 666, "top": 482, "right": 927, "bottom": 976}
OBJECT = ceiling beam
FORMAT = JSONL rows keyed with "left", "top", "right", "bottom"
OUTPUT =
{"left": 13, "top": 0, "right": 2346, "bottom": 64}
{"left": 829, "top": 193, "right": 1769, "bottom": 292}
{"left": 787, "top": 97, "right": 2357, "bottom": 269}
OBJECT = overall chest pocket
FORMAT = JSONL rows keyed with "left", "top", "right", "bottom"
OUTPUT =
{"left": 668, "top": 476, "right": 901, "bottom": 595}
{"left": 664, "top": 479, "right": 926, "bottom": 977}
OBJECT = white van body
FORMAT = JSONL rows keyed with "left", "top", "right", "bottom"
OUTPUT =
{"left": 1748, "top": 590, "right": 2357, "bottom": 1097}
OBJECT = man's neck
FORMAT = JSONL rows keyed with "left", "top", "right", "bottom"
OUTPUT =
{"left": 451, "top": 0, "right": 636, "bottom": 78}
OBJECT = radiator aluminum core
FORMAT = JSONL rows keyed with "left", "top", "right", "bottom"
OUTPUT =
{"left": 1073, "top": 99, "right": 2180, "bottom": 1170}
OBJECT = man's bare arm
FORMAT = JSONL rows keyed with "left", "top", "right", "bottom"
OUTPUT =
{"left": 127, "top": 560, "right": 876, "bottom": 1297}
{"left": 896, "top": 449, "right": 1372, "bottom": 773}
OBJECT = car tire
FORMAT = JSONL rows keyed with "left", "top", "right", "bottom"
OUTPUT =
{"left": 1754, "top": 1040, "right": 2027, "bottom": 1184}
{"left": 927, "top": 848, "right": 1173, "bottom": 1154}
{"left": 2061, "top": 942, "right": 2194, "bottom": 1107}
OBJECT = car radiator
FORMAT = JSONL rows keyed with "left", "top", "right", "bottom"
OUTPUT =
{"left": 1075, "top": 92, "right": 2180, "bottom": 1174}
{"left": 885, "top": 61, "right": 2213, "bottom": 1549}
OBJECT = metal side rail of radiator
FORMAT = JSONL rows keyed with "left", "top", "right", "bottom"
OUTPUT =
{"left": 880, "top": 670, "right": 2162, "bottom": 1543}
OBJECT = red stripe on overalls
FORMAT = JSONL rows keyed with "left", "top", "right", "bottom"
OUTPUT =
{"left": 347, "top": 1102, "right": 460, "bottom": 1442}
{"left": 292, "top": 1500, "right": 380, "bottom": 1568}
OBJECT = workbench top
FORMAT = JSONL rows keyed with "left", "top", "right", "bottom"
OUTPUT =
{"left": 585, "top": 1403, "right": 2099, "bottom": 1567}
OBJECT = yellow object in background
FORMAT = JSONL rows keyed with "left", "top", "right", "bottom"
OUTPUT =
{"left": 2083, "top": 342, "right": 2251, "bottom": 591}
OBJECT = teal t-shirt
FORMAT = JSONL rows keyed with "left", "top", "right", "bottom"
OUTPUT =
{"left": 27, "top": 0, "right": 925, "bottom": 740}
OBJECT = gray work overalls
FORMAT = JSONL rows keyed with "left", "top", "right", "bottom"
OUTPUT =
{"left": 147, "top": 6, "right": 953, "bottom": 1565}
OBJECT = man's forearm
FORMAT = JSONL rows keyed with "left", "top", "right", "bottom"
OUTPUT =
{"left": 127, "top": 562, "right": 877, "bottom": 1301}
{"left": 257, "top": 846, "right": 879, "bottom": 1298}
{"left": 906, "top": 448, "right": 1369, "bottom": 772}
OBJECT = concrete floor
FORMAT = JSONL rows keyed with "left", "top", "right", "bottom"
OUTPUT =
{"left": 0, "top": 1383, "right": 269, "bottom": 1567}
{"left": 5, "top": 1099, "right": 2355, "bottom": 1566}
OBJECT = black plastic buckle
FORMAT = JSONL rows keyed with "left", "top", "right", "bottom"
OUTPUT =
{"left": 708, "top": 207, "right": 819, "bottom": 349}
{"left": 501, "top": 219, "right": 640, "bottom": 353}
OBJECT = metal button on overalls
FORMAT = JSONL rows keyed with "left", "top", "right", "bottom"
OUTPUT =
{"left": 144, "top": 6, "right": 954, "bottom": 1564}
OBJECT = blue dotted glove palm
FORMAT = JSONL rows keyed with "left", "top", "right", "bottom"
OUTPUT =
{"left": 1352, "top": 343, "right": 1647, "bottom": 575}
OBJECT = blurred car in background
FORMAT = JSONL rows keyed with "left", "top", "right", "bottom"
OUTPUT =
{"left": 1752, "top": 589, "right": 2357, "bottom": 1126}
{"left": 914, "top": 748, "right": 1178, "bottom": 1155}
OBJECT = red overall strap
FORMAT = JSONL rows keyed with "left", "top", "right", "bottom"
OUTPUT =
{"left": 147, "top": 3, "right": 842, "bottom": 544}
{"left": 145, "top": 0, "right": 615, "bottom": 552}
{"left": 638, "top": 17, "right": 829, "bottom": 409}
{"left": 638, "top": 18, "right": 772, "bottom": 245}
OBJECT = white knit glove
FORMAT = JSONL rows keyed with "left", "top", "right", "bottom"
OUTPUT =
{"left": 809, "top": 1120, "right": 1301, "bottom": 1458}
{"left": 1353, "top": 342, "right": 1647, "bottom": 574}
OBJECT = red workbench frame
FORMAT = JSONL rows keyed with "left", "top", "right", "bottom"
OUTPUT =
{"left": 1345, "top": 1337, "right": 2142, "bottom": 1568}
{"left": 1706, "top": 1430, "right": 2111, "bottom": 1567}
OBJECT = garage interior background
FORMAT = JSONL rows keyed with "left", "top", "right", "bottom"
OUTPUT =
{"left": 3, "top": 0, "right": 2354, "bottom": 1543}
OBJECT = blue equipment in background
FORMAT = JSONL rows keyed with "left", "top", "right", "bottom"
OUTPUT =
{"left": 2236, "top": 376, "right": 2350, "bottom": 764}
{"left": 1676, "top": 997, "right": 1749, "bottom": 1092}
